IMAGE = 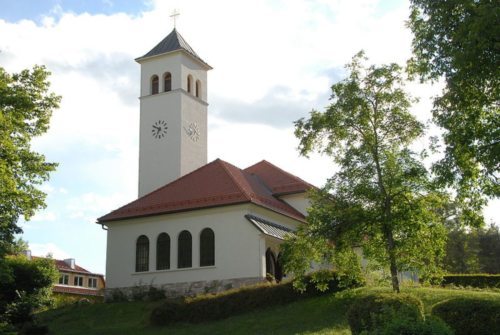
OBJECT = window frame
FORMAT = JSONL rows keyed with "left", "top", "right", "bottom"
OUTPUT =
{"left": 177, "top": 230, "right": 192, "bottom": 269}
{"left": 151, "top": 75, "right": 159, "bottom": 95}
{"left": 200, "top": 228, "right": 215, "bottom": 267}
{"left": 88, "top": 277, "right": 98, "bottom": 288}
{"left": 156, "top": 232, "right": 171, "bottom": 270}
{"left": 58, "top": 274, "right": 69, "bottom": 285}
{"left": 136, "top": 235, "right": 150, "bottom": 272}
{"left": 74, "top": 275, "right": 84, "bottom": 287}
{"left": 163, "top": 72, "right": 172, "bottom": 92}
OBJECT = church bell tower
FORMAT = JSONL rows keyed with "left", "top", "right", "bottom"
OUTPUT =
{"left": 136, "top": 29, "right": 212, "bottom": 197}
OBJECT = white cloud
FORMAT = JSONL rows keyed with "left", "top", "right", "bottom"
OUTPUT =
{"left": 29, "top": 242, "right": 71, "bottom": 260}
{"left": 30, "top": 211, "right": 57, "bottom": 222}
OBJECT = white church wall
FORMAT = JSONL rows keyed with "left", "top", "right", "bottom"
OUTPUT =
{"left": 279, "top": 193, "right": 311, "bottom": 217}
{"left": 138, "top": 92, "right": 183, "bottom": 196}
{"left": 138, "top": 52, "right": 184, "bottom": 96}
{"left": 180, "top": 92, "right": 208, "bottom": 177}
{"left": 105, "top": 204, "right": 265, "bottom": 289}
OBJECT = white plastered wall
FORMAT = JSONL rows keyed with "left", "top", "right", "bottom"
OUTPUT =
{"left": 279, "top": 193, "right": 311, "bottom": 217}
{"left": 105, "top": 204, "right": 304, "bottom": 289}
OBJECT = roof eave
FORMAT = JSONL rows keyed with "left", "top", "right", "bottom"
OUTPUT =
{"left": 135, "top": 49, "right": 213, "bottom": 70}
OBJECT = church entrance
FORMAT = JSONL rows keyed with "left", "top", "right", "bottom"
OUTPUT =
{"left": 266, "top": 248, "right": 283, "bottom": 282}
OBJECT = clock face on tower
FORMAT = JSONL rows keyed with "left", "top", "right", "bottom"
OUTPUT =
{"left": 184, "top": 122, "right": 200, "bottom": 142}
{"left": 152, "top": 120, "right": 168, "bottom": 139}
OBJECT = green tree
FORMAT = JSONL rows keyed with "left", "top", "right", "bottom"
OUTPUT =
{"left": 408, "top": 0, "right": 499, "bottom": 223}
{"left": 443, "top": 228, "right": 480, "bottom": 273}
{"left": 0, "top": 255, "right": 58, "bottom": 327}
{"left": 290, "top": 52, "right": 448, "bottom": 292}
{"left": 0, "top": 65, "right": 60, "bottom": 256}
{"left": 477, "top": 224, "right": 500, "bottom": 273}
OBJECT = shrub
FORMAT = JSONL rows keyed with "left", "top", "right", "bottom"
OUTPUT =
{"left": 440, "top": 274, "right": 500, "bottom": 288}
{"left": 372, "top": 315, "right": 453, "bottom": 335}
{"left": 151, "top": 270, "right": 363, "bottom": 326}
{"left": 347, "top": 293, "right": 424, "bottom": 335}
{"left": 432, "top": 297, "right": 500, "bottom": 335}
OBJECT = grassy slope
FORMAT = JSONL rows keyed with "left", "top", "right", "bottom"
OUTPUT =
{"left": 38, "top": 287, "right": 500, "bottom": 335}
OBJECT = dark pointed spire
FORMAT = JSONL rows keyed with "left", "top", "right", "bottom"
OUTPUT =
{"left": 136, "top": 28, "right": 210, "bottom": 68}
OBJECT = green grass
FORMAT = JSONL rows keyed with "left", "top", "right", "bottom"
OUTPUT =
{"left": 37, "top": 287, "right": 500, "bottom": 335}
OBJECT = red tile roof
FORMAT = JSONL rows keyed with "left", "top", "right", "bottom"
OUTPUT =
{"left": 32, "top": 256, "right": 104, "bottom": 277}
{"left": 244, "top": 160, "right": 314, "bottom": 195}
{"left": 98, "top": 159, "right": 312, "bottom": 223}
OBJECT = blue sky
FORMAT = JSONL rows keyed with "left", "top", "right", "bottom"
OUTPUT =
{"left": 0, "top": 0, "right": 150, "bottom": 22}
{"left": 1, "top": 0, "right": 497, "bottom": 276}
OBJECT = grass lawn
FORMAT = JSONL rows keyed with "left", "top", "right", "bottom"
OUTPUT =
{"left": 37, "top": 286, "right": 500, "bottom": 335}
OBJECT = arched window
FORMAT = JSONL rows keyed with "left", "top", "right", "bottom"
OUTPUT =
{"left": 178, "top": 230, "right": 192, "bottom": 268}
{"left": 187, "top": 75, "right": 192, "bottom": 94}
{"left": 156, "top": 233, "right": 170, "bottom": 270}
{"left": 136, "top": 235, "right": 149, "bottom": 272}
{"left": 265, "top": 248, "right": 276, "bottom": 280}
{"left": 163, "top": 72, "right": 171, "bottom": 92}
{"left": 276, "top": 252, "right": 284, "bottom": 283}
{"left": 195, "top": 80, "right": 201, "bottom": 98}
{"left": 151, "top": 75, "right": 159, "bottom": 95}
{"left": 200, "top": 228, "right": 215, "bottom": 267}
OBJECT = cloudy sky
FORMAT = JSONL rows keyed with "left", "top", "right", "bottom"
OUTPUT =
{"left": 1, "top": 0, "right": 497, "bottom": 275}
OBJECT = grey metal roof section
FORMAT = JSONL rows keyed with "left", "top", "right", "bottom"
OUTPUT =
{"left": 245, "top": 214, "right": 295, "bottom": 240}
{"left": 136, "top": 28, "right": 210, "bottom": 67}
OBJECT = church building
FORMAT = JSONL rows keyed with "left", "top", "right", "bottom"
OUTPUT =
{"left": 98, "top": 28, "right": 314, "bottom": 298}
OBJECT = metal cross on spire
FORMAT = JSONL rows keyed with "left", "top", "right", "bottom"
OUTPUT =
{"left": 170, "top": 9, "right": 180, "bottom": 28}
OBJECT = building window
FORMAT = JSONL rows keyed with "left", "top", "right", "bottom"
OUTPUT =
{"left": 187, "top": 75, "right": 192, "bottom": 94}
{"left": 58, "top": 274, "right": 69, "bottom": 285}
{"left": 163, "top": 72, "right": 172, "bottom": 92}
{"left": 200, "top": 228, "right": 215, "bottom": 267}
{"left": 156, "top": 232, "right": 170, "bottom": 270}
{"left": 74, "top": 276, "right": 84, "bottom": 287}
{"left": 151, "top": 75, "right": 159, "bottom": 95}
{"left": 136, "top": 235, "right": 149, "bottom": 272}
{"left": 177, "top": 230, "right": 192, "bottom": 268}
{"left": 88, "top": 277, "right": 97, "bottom": 288}
{"left": 195, "top": 80, "right": 201, "bottom": 98}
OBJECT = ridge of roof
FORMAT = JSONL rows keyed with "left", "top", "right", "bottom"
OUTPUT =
{"left": 98, "top": 159, "right": 306, "bottom": 223}
{"left": 244, "top": 160, "right": 314, "bottom": 195}
{"left": 136, "top": 28, "right": 211, "bottom": 68}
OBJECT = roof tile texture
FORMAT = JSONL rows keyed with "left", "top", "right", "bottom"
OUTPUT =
{"left": 98, "top": 159, "right": 311, "bottom": 223}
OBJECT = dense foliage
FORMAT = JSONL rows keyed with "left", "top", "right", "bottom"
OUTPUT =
{"left": 0, "top": 255, "right": 58, "bottom": 328}
{"left": 439, "top": 274, "right": 500, "bottom": 289}
{"left": 444, "top": 224, "right": 500, "bottom": 273}
{"left": 408, "top": 0, "right": 499, "bottom": 223}
{"left": 150, "top": 270, "right": 362, "bottom": 326}
{"left": 0, "top": 66, "right": 60, "bottom": 257}
{"left": 346, "top": 293, "right": 424, "bottom": 335}
{"left": 432, "top": 297, "right": 500, "bottom": 335}
{"left": 288, "top": 52, "right": 449, "bottom": 292}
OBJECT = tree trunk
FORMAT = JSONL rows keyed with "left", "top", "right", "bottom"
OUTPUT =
{"left": 383, "top": 224, "right": 400, "bottom": 293}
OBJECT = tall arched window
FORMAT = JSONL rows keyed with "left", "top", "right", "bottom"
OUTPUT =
{"left": 200, "top": 228, "right": 215, "bottom": 267}
{"left": 195, "top": 80, "right": 201, "bottom": 98}
{"left": 178, "top": 230, "right": 192, "bottom": 268}
{"left": 163, "top": 72, "right": 171, "bottom": 92}
{"left": 151, "top": 75, "right": 159, "bottom": 95}
{"left": 187, "top": 75, "right": 192, "bottom": 94}
{"left": 136, "top": 235, "right": 149, "bottom": 272}
{"left": 156, "top": 233, "right": 170, "bottom": 270}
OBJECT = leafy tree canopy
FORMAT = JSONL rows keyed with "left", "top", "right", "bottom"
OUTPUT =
{"left": 0, "top": 65, "right": 60, "bottom": 256}
{"left": 285, "top": 52, "right": 450, "bottom": 292}
{"left": 408, "top": 0, "right": 499, "bottom": 220}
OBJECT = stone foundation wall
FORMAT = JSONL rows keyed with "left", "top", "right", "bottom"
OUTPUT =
{"left": 104, "top": 276, "right": 264, "bottom": 302}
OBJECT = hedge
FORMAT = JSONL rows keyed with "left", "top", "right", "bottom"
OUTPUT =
{"left": 150, "top": 270, "right": 363, "bottom": 326}
{"left": 440, "top": 274, "right": 500, "bottom": 288}
{"left": 432, "top": 297, "right": 500, "bottom": 335}
{"left": 346, "top": 293, "right": 425, "bottom": 335}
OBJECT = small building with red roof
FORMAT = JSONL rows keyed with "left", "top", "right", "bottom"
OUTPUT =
{"left": 98, "top": 29, "right": 314, "bottom": 298}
